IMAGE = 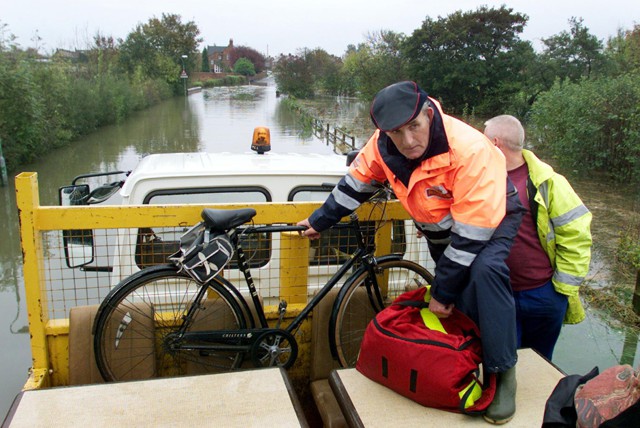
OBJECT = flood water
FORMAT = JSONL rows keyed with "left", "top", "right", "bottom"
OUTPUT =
{"left": 1, "top": 79, "right": 639, "bottom": 419}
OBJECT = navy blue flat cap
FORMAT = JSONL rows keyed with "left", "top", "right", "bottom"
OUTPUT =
{"left": 370, "top": 81, "right": 429, "bottom": 132}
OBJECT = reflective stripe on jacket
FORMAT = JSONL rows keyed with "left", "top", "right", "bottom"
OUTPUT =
{"left": 309, "top": 99, "right": 508, "bottom": 304}
{"left": 523, "top": 149, "right": 592, "bottom": 324}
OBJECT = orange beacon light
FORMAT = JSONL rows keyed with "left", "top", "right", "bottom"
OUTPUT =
{"left": 251, "top": 127, "right": 271, "bottom": 154}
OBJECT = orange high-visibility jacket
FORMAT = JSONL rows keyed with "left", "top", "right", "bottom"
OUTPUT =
{"left": 309, "top": 99, "right": 508, "bottom": 303}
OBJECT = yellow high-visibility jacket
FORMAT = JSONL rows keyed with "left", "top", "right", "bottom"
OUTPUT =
{"left": 523, "top": 149, "right": 592, "bottom": 324}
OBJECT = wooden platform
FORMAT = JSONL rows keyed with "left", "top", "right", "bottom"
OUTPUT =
{"left": 3, "top": 368, "right": 306, "bottom": 428}
{"left": 329, "top": 348, "right": 564, "bottom": 427}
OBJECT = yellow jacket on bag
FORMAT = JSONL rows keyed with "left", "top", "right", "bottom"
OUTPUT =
{"left": 523, "top": 150, "right": 592, "bottom": 324}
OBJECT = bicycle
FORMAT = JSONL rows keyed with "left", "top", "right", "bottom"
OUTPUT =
{"left": 93, "top": 195, "right": 434, "bottom": 382}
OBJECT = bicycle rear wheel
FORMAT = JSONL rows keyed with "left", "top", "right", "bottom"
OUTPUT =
{"left": 331, "top": 259, "right": 434, "bottom": 367}
{"left": 94, "top": 265, "right": 246, "bottom": 382}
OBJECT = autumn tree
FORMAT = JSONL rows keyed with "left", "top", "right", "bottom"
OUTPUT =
{"left": 602, "top": 24, "right": 640, "bottom": 77}
{"left": 228, "top": 45, "right": 265, "bottom": 73}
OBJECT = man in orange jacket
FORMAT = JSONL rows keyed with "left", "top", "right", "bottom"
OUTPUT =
{"left": 298, "top": 81, "right": 524, "bottom": 424}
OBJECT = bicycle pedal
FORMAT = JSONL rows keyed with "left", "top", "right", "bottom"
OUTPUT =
{"left": 276, "top": 300, "right": 287, "bottom": 329}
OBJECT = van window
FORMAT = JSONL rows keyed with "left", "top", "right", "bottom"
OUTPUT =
{"left": 288, "top": 184, "right": 336, "bottom": 202}
{"left": 136, "top": 187, "right": 271, "bottom": 269}
{"left": 288, "top": 186, "right": 407, "bottom": 265}
{"left": 143, "top": 186, "right": 270, "bottom": 204}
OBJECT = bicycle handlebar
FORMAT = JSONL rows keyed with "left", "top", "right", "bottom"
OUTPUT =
{"left": 237, "top": 218, "right": 363, "bottom": 238}
{"left": 250, "top": 224, "right": 308, "bottom": 233}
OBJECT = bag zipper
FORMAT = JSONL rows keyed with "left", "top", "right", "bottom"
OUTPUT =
{"left": 372, "top": 316, "right": 478, "bottom": 351}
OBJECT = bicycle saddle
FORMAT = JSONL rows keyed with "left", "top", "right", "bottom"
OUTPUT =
{"left": 201, "top": 208, "right": 257, "bottom": 231}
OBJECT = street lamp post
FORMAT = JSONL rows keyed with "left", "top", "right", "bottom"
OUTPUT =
{"left": 180, "top": 54, "right": 188, "bottom": 96}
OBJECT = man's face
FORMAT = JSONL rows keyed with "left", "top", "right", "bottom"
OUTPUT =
{"left": 385, "top": 107, "right": 433, "bottom": 160}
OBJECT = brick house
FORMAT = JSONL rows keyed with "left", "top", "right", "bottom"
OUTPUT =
{"left": 207, "top": 39, "right": 234, "bottom": 73}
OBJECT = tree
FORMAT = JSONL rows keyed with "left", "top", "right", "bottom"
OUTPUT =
{"left": 626, "top": 25, "right": 640, "bottom": 70}
{"left": 529, "top": 74, "right": 640, "bottom": 184}
{"left": 201, "top": 47, "right": 210, "bottom": 72}
{"left": 604, "top": 24, "right": 640, "bottom": 76}
{"left": 539, "top": 17, "right": 606, "bottom": 82}
{"left": 228, "top": 45, "right": 265, "bottom": 73}
{"left": 119, "top": 13, "right": 202, "bottom": 92}
{"left": 274, "top": 51, "right": 314, "bottom": 98}
{"left": 342, "top": 30, "right": 408, "bottom": 100}
{"left": 234, "top": 57, "right": 255, "bottom": 76}
{"left": 306, "top": 48, "right": 342, "bottom": 95}
{"left": 83, "top": 32, "right": 120, "bottom": 79}
{"left": 403, "top": 5, "right": 530, "bottom": 115}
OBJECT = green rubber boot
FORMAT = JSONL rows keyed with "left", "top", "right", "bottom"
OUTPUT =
{"left": 483, "top": 366, "right": 517, "bottom": 425}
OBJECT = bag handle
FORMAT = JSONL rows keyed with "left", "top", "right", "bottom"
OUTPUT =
{"left": 459, "top": 370, "right": 497, "bottom": 414}
{"left": 395, "top": 301, "right": 449, "bottom": 334}
{"left": 394, "top": 300, "right": 429, "bottom": 309}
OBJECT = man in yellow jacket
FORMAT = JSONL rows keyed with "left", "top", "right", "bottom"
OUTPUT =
{"left": 299, "top": 81, "right": 525, "bottom": 424}
{"left": 484, "top": 115, "right": 592, "bottom": 362}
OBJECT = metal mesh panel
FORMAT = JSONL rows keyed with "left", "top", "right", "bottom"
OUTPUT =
{"left": 39, "top": 221, "right": 434, "bottom": 321}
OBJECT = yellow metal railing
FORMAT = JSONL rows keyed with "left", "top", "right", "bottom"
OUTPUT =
{"left": 15, "top": 172, "right": 415, "bottom": 389}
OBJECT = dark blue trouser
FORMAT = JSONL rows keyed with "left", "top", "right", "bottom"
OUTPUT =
{"left": 434, "top": 179, "right": 524, "bottom": 373}
{"left": 455, "top": 235, "right": 519, "bottom": 373}
{"left": 514, "top": 280, "right": 568, "bottom": 361}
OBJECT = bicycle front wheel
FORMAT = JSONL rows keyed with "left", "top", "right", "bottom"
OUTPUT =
{"left": 94, "top": 265, "right": 247, "bottom": 382}
{"left": 331, "top": 259, "right": 434, "bottom": 367}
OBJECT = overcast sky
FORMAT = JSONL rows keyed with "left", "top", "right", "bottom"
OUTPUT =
{"left": 2, "top": 0, "right": 638, "bottom": 56}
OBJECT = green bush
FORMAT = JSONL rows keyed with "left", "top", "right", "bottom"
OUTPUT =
{"left": 528, "top": 74, "right": 640, "bottom": 183}
{"left": 0, "top": 52, "right": 174, "bottom": 171}
{"left": 233, "top": 58, "right": 255, "bottom": 76}
{"left": 617, "top": 223, "right": 640, "bottom": 271}
{"left": 200, "top": 75, "right": 246, "bottom": 88}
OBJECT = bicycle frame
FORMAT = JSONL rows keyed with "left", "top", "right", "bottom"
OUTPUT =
{"left": 236, "top": 212, "right": 378, "bottom": 332}
{"left": 177, "top": 212, "right": 393, "bottom": 350}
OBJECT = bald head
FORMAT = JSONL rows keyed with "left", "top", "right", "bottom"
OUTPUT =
{"left": 484, "top": 115, "right": 525, "bottom": 152}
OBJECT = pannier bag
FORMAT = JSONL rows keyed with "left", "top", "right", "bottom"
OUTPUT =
{"left": 169, "top": 222, "right": 234, "bottom": 284}
{"left": 356, "top": 287, "right": 496, "bottom": 414}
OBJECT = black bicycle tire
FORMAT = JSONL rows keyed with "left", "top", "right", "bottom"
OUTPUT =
{"left": 330, "top": 259, "right": 434, "bottom": 367}
{"left": 93, "top": 264, "right": 247, "bottom": 381}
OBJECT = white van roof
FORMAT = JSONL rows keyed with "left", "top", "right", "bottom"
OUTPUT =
{"left": 120, "top": 151, "right": 349, "bottom": 202}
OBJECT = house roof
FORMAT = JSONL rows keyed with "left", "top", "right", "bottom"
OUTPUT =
{"left": 207, "top": 45, "right": 226, "bottom": 55}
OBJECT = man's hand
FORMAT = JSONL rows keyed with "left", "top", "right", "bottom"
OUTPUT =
{"left": 297, "top": 218, "right": 321, "bottom": 240}
{"left": 428, "top": 296, "right": 454, "bottom": 318}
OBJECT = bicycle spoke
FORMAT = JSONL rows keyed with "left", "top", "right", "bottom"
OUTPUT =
{"left": 332, "top": 259, "right": 434, "bottom": 367}
{"left": 94, "top": 266, "right": 246, "bottom": 381}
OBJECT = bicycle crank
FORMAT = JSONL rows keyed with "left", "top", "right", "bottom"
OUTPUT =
{"left": 250, "top": 329, "right": 298, "bottom": 369}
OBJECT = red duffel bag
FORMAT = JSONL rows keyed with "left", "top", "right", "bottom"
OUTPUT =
{"left": 356, "top": 287, "right": 496, "bottom": 414}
